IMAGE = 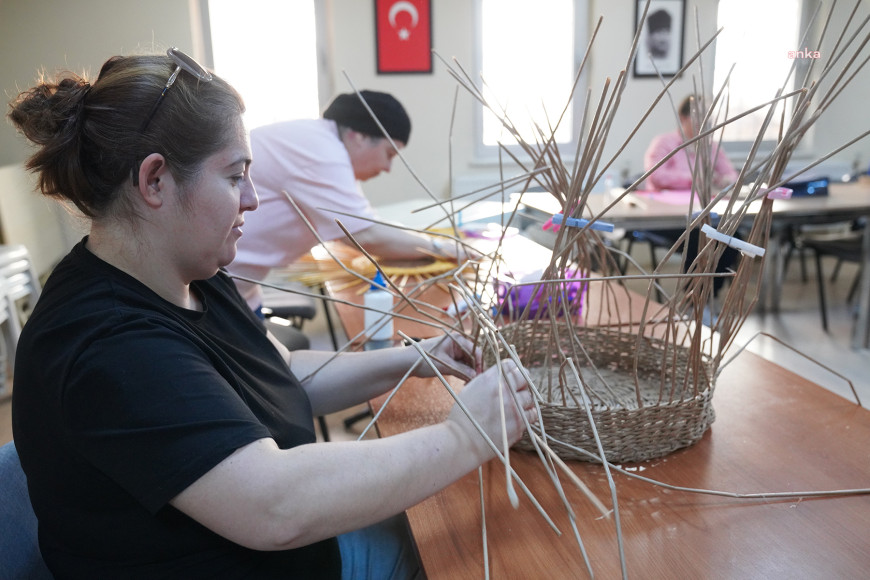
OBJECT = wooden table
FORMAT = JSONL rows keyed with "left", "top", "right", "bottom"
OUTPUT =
{"left": 367, "top": 354, "right": 870, "bottom": 579}
{"left": 520, "top": 182, "right": 870, "bottom": 349}
{"left": 328, "top": 245, "right": 870, "bottom": 579}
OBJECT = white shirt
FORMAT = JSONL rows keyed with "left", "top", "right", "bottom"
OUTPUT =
{"left": 229, "top": 119, "right": 376, "bottom": 308}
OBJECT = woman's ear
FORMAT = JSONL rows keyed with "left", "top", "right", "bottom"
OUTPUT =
{"left": 136, "top": 153, "right": 172, "bottom": 209}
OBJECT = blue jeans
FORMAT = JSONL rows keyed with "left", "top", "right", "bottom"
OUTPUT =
{"left": 0, "top": 442, "right": 54, "bottom": 579}
{"left": 338, "top": 513, "right": 424, "bottom": 580}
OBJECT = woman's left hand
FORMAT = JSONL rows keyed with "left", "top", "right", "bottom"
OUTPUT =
{"left": 412, "top": 333, "right": 481, "bottom": 382}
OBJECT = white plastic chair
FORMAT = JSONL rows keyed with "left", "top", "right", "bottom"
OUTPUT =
{"left": 0, "top": 245, "right": 41, "bottom": 378}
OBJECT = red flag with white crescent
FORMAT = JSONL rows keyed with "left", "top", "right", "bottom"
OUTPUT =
{"left": 376, "top": 0, "right": 432, "bottom": 73}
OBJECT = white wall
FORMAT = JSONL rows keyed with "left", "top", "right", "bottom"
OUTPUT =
{"left": 322, "top": 0, "right": 477, "bottom": 206}
{"left": 0, "top": 0, "right": 200, "bottom": 167}
{"left": 804, "top": 2, "right": 870, "bottom": 174}
{"left": 0, "top": 165, "right": 82, "bottom": 275}
{"left": 585, "top": 0, "right": 719, "bottom": 182}
{"left": 0, "top": 0, "right": 200, "bottom": 273}
{"left": 1, "top": 0, "right": 867, "bottom": 274}
{"left": 321, "top": 0, "right": 707, "bottom": 205}
{"left": 322, "top": 0, "right": 869, "bottom": 205}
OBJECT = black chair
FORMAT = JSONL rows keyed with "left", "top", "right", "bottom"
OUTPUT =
{"left": 777, "top": 177, "right": 843, "bottom": 285}
{"left": 264, "top": 317, "right": 311, "bottom": 351}
{"left": 622, "top": 230, "right": 675, "bottom": 301}
{"left": 781, "top": 220, "right": 854, "bottom": 285}
{"left": 260, "top": 283, "right": 317, "bottom": 328}
{"left": 801, "top": 227, "right": 865, "bottom": 332}
{"left": 618, "top": 175, "right": 676, "bottom": 282}
{"left": 623, "top": 229, "right": 676, "bottom": 271}
{"left": 262, "top": 283, "right": 340, "bottom": 350}
{"left": 623, "top": 224, "right": 736, "bottom": 301}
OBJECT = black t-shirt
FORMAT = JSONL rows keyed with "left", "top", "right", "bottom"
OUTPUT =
{"left": 12, "top": 239, "right": 341, "bottom": 579}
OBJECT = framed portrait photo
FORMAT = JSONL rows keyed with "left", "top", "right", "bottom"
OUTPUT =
{"left": 633, "top": 0, "right": 685, "bottom": 78}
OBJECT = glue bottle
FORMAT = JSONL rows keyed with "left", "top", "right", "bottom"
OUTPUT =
{"left": 363, "top": 270, "right": 393, "bottom": 350}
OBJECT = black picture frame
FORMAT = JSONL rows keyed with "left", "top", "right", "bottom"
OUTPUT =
{"left": 633, "top": 0, "right": 685, "bottom": 78}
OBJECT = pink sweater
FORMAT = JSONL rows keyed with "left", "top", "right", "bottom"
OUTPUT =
{"left": 643, "top": 130, "right": 738, "bottom": 190}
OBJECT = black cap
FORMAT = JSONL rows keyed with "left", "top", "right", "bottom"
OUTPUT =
{"left": 322, "top": 90, "right": 411, "bottom": 144}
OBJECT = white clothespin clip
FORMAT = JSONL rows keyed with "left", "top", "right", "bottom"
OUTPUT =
{"left": 700, "top": 224, "right": 766, "bottom": 258}
{"left": 765, "top": 187, "right": 793, "bottom": 200}
{"left": 552, "top": 214, "right": 615, "bottom": 232}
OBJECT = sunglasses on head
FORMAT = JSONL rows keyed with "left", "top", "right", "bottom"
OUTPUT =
{"left": 139, "top": 47, "right": 213, "bottom": 133}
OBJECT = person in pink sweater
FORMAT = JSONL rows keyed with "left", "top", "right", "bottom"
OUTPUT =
{"left": 644, "top": 95, "right": 738, "bottom": 191}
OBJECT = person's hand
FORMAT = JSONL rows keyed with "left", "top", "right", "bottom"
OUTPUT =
{"left": 446, "top": 360, "right": 536, "bottom": 459}
{"left": 413, "top": 333, "right": 481, "bottom": 382}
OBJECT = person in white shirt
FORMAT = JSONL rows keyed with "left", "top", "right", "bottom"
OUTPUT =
{"left": 230, "top": 90, "right": 468, "bottom": 313}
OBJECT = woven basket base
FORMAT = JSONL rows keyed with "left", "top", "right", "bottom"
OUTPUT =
{"left": 517, "top": 386, "right": 715, "bottom": 463}
{"left": 493, "top": 323, "right": 716, "bottom": 464}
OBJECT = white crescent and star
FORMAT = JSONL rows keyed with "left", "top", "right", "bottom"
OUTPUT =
{"left": 388, "top": 1, "right": 419, "bottom": 40}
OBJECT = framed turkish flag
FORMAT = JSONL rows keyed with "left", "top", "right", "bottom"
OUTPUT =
{"left": 375, "top": 0, "right": 432, "bottom": 74}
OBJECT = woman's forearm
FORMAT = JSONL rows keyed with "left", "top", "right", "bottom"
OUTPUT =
{"left": 350, "top": 224, "right": 437, "bottom": 261}
{"left": 172, "top": 422, "right": 492, "bottom": 551}
{"left": 171, "top": 361, "right": 531, "bottom": 552}
{"left": 291, "top": 347, "right": 422, "bottom": 415}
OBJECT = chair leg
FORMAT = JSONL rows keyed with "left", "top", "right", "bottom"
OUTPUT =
{"left": 616, "top": 238, "right": 631, "bottom": 276}
{"left": 815, "top": 252, "right": 829, "bottom": 332}
{"left": 847, "top": 264, "right": 862, "bottom": 304}
{"left": 317, "top": 415, "right": 331, "bottom": 442}
{"left": 620, "top": 238, "right": 635, "bottom": 275}
{"left": 799, "top": 248, "right": 808, "bottom": 283}
{"left": 647, "top": 242, "right": 665, "bottom": 303}
{"left": 830, "top": 258, "right": 843, "bottom": 283}
{"left": 318, "top": 285, "right": 340, "bottom": 351}
{"left": 648, "top": 241, "right": 658, "bottom": 272}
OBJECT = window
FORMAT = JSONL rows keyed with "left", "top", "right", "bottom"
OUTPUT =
{"left": 712, "top": 0, "right": 803, "bottom": 144}
{"left": 475, "top": 0, "right": 586, "bottom": 159}
{"left": 206, "top": 0, "right": 323, "bottom": 130}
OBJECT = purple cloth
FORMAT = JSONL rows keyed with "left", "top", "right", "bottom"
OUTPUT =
{"left": 495, "top": 270, "right": 587, "bottom": 319}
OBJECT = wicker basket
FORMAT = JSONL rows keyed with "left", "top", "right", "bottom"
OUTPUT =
{"left": 490, "top": 321, "right": 716, "bottom": 463}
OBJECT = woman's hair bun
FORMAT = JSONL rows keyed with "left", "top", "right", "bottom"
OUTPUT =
{"left": 8, "top": 73, "right": 91, "bottom": 145}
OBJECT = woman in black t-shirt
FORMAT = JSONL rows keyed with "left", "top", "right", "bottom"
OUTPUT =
{"left": 8, "top": 49, "right": 537, "bottom": 579}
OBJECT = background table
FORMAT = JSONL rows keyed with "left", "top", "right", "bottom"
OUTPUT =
{"left": 519, "top": 182, "right": 870, "bottom": 349}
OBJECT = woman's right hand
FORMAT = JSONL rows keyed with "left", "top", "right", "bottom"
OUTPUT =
{"left": 445, "top": 360, "right": 536, "bottom": 460}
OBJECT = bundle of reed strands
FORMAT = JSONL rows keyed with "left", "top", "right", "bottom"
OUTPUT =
{"left": 244, "top": 3, "right": 870, "bottom": 577}
{"left": 434, "top": 0, "right": 870, "bottom": 464}
{"left": 393, "top": 4, "right": 870, "bottom": 575}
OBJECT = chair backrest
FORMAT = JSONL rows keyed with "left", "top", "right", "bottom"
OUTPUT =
{"left": 0, "top": 246, "right": 41, "bottom": 381}
{"left": 0, "top": 441, "right": 53, "bottom": 579}
{"left": 0, "top": 245, "right": 42, "bottom": 303}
